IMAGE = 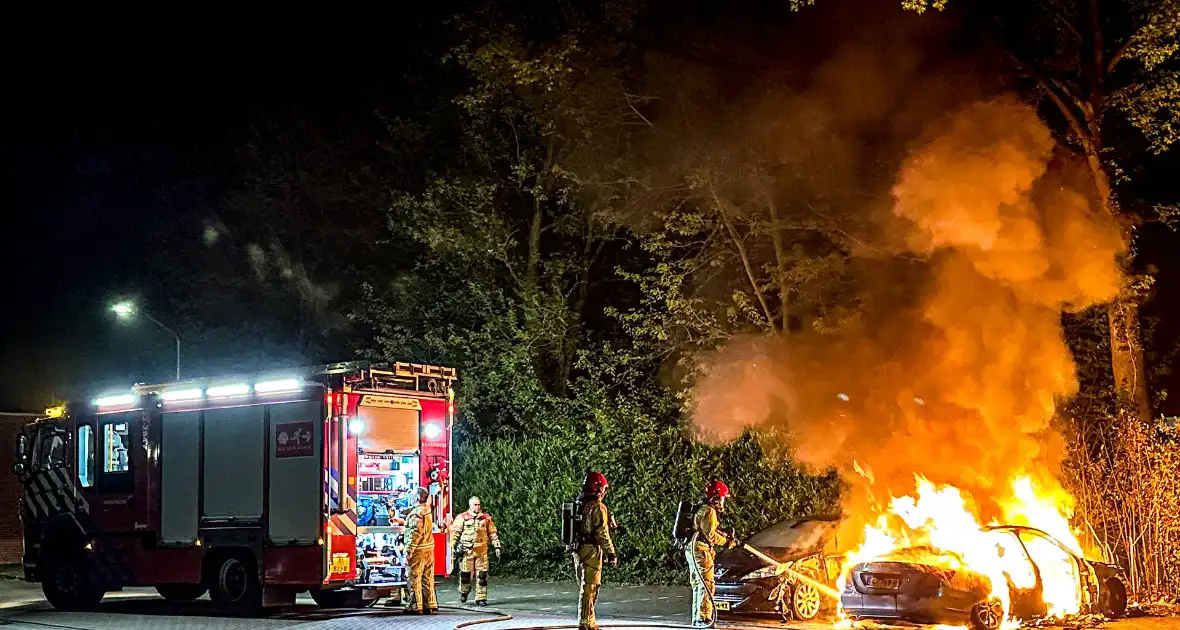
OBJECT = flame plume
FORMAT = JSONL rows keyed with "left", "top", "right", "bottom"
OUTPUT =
{"left": 690, "top": 98, "right": 1125, "bottom": 623}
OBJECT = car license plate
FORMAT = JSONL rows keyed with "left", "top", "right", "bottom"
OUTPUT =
{"left": 715, "top": 601, "right": 730, "bottom": 611}
{"left": 865, "top": 575, "right": 900, "bottom": 589}
{"left": 330, "top": 553, "right": 351, "bottom": 575}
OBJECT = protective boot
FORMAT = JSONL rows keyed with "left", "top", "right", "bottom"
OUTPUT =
{"left": 476, "top": 569, "right": 489, "bottom": 604}
{"left": 460, "top": 569, "right": 472, "bottom": 603}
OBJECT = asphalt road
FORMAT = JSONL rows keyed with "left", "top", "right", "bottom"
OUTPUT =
{"left": 0, "top": 577, "right": 1175, "bottom": 630}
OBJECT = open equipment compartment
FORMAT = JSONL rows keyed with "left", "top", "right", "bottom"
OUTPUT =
{"left": 343, "top": 364, "right": 455, "bottom": 591}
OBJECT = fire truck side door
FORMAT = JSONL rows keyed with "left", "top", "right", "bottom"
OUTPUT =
{"left": 81, "top": 412, "right": 138, "bottom": 532}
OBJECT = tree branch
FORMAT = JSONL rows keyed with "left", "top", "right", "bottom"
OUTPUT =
{"left": 707, "top": 176, "right": 775, "bottom": 330}
{"left": 1106, "top": 36, "right": 1135, "bottom": 74}
{"left": 1003, "top": 50, "right": 1093, "bottom": 139}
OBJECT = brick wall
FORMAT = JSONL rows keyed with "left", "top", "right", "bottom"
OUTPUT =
{"left": 0, "top": 416, "right": 30, "bottom": 564}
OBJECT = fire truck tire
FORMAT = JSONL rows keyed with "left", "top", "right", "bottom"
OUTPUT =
{"left": 208, "top": 553, "right": 262, "bottom": 615}
{"left": 156, "top": 583, "right": 208, "bottom": 602}
{"left": 310, "top": 588, "right": 364, "bottom": 608}
{"left": 41, "top": 552, "right": 104, "bottom": 611}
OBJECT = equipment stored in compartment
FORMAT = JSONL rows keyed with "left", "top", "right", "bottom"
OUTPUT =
{"left": 672, "top": 500, "right": 696, "bottom": 549}
{"left": 561, "top": 501, "right": 583, "bottom": 551}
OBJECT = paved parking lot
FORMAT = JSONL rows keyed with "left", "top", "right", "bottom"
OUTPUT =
{"left": 1, "top": 575, "right": 1174, "bottom": 630}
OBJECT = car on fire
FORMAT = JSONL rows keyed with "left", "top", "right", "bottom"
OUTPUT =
{"left": 841, "top": 525, "right": 1128, "bottom": 630}
{"left": 713, "top": 514, "right": 844, "bottom": 621}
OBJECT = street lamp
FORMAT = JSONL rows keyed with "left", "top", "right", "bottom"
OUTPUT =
{"left": 111, "top": 301, "right": 181, "bottom": 380}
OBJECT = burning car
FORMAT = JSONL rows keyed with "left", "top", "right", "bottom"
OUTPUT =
{"left": 713, "top": 515, "right": 843, "bottom": 621}
{"left": 841, "top": 525, "right": 1128, "bottom": 630}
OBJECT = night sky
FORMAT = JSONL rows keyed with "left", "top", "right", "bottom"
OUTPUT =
{"left": 1, "top": 11, "right": 1177, "bottom": 414}
{"left": 0, "top": 25, "right": 442, "bottom": 410}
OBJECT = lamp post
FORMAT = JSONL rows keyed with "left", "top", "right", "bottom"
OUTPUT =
{"left": 111, "top": 301, "right": 181, "bottom": 380}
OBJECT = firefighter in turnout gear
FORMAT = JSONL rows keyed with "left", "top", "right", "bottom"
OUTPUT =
{"left": 689, "top": 479, "right": 736, "bottom": 627}
{"left": 574, "top": 471, "right": 616, "bottom": 630}
{"left": 450, "top": 495, "right": 502, "bottom": 605}
{"left": 404, "top": 487, "right": 438, "bottom": 614}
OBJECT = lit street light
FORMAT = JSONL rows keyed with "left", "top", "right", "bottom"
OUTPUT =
{"left": 111, "top": 301, "right": 181, "bottom": 380}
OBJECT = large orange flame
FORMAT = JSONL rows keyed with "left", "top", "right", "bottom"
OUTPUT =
{"left": 839, "top": 470, "right": 1088, "bottom": 625}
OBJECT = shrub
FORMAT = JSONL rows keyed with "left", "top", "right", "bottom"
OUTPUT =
{"left": 453, "top": 388, "right": 841, "bottom": 584}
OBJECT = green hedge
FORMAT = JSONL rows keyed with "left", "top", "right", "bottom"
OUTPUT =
{"left": 453, "top": 391, "right": 841, "bottom": 584}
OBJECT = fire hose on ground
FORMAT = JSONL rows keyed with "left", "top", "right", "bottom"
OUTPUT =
{"left": 453, "top": 540, "right": 842, "bottom": 630}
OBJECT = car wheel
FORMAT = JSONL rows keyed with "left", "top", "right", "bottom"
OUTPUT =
{"left": 970, "top": 597, "right": 1004, "bottom": 630}
{"left": 791, "top": 582, "right": 823, "bottom": 620}
{"left": 1100, "top": 579, "right": 1127, "bottom": 618}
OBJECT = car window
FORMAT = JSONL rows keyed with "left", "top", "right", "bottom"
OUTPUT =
{"left": 989, "top": 530, "right": 1037, "bottom": 589}
{"left": 747, "top": 518, "right": 837, "bottom": 552}
{"left": 1019, "top": 531, "right": 1080, "bottom": 605}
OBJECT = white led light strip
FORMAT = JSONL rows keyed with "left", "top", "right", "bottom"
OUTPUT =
{"left": 253, "top": 378, "right": 302, "bottom": 394}
{"left": 206, "top": 384, "right": 250, "bottom": 398}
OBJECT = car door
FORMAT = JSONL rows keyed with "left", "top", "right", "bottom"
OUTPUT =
{"left": 989, "top": 529, "right": 1046, "bottom": 619}
{"left": 1017, "top": 531, "right": 1083, "bottom": 616}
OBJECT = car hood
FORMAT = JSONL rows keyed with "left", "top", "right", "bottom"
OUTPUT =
{"left": 715, "top": 545, "right": 819, "bottom": 581}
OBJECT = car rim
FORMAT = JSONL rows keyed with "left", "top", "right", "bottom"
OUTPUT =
{"left": 221, "top": 560, "right": 248, "bottom": 602}
{"left": 794, "top": 584, "right": 821, "bottom": 619}
{"left": 978, "top": 599, "right": 1002, "bottom": 629}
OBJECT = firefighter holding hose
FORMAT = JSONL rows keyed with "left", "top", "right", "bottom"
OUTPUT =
{"left": 574, "top": 471, "right": 616, "bottom": 630}
{"left": 450, "top": 495, "right": 502, "bottom": 605}
{"left": 404, "top": 487, "right": 438, "bottom": 614}
{"left": 688, "top": 479, "right": 737, "bottom": 627}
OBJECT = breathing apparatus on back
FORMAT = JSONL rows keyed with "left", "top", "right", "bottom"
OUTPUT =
{"left": 562, "top": 471, "right": 610, "bottom": 552}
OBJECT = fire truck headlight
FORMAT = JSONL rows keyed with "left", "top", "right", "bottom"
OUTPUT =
{"left": 348, "top": 418, "right": 366, "bottom": 435}
{"left": 423, "top": 422, "right": 442, "bottom": 440}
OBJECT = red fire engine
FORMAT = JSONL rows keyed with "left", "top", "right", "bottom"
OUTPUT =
{"left": 9, "top": 361, "right": 456, "bottom": 613}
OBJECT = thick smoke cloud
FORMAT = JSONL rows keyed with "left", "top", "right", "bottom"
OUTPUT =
{"left": 691, "top": 98, "right": 1125, "bottom": 531}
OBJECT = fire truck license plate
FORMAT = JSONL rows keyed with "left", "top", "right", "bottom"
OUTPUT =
{"left": 330, "top": 553, "right": 350, "bottom": 575}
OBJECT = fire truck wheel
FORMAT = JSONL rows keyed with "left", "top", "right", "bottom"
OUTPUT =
{"left": 310, "top": 588, "right": 364, "bottom": 608}
{"left": 41, "top": 553, "right": 104, "bottom": 611}
{"left": 208, "top": 554, "right": 262, "bottom": 615}
{"left": 156, "top": 583, "right": 208, "bottom": 602}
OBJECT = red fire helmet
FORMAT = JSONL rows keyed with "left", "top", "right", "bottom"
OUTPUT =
{"left": 583, "top": 471, "right": 609, "bottom": 494}
{"left": 705, "top": 479, "right": 730, "bottom": 501}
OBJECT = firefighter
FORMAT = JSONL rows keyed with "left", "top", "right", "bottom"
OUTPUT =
{"left": 573, "top": 471, "right": 616, "bottom": 630}
{"left": 404, "top": 487, "right": 438, "bottom": 615}
{"left": 450, "top": 495, "right": 502, "bottom": 605}
{"left": 688, "top": 479, "right": 736, "bottom": 627}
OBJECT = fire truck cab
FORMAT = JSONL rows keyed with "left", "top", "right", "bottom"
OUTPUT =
{"left": 10, "top": 361, "right": 455, "bottom": 613}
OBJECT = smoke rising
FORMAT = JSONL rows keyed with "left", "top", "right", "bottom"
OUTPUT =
{"left": 691, "top": 97, "right": 1125, "bottom": 529}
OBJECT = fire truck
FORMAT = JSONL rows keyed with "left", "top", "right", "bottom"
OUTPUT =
{"left": 9, "top": 361, "right": 456, "bottom": 613}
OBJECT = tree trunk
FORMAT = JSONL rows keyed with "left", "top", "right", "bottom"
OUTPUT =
{"left": 1082, "top": 139, "right": 1152, "bottom": 423}
{"left": 1109, "top": 295, "right": 1152, "bottom": 421}
{"left": 765, "top": 193, "right": 789, "bottom": 333}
